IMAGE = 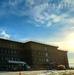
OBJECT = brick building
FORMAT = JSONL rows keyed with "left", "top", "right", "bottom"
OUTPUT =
{"left": 0, "top": 38, "right": 69, "bottom": 71}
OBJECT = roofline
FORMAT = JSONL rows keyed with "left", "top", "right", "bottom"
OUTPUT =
{"left": 24, "top": 40, "right": 59, "bottom": 48}
{"left": 0, "top": 38, "right": 68, "bottom": 52}
{"left": 0, "top": 38, "right": 23, "bottom": 44}
{"left": 57, "top": 49, "right": 68, "bottom": 52}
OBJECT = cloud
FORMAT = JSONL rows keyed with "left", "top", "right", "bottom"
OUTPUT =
{"left": 28, "top": 0, "right": 74, "bottom": 27}
{"left": 35, "top": 24, "right": 40, "bottom": 27}
{"left": 47, "top": 21, "right": 52, "bottom": 27}
{"left": 0, "top": 0, "right": 29, "bottom": 16}
{"left": 32, "top": 2, "right": 49, "bottom": 21}
{"left": 69, "top": 58, "right": 74, "bottom": 64}
{"left": 0, "top": 0, "right": 73, "bottom": 26}
{"left": 47, "top": 31, "right": 74, "bottom": 53}
{"left": 26, "top": 0, "right": 35, "bottom": 6}
{"left": 62, "top": 0, "right": 74, "bottom": 6}
{"left": 0, "top": 31, "right": 10, "bottom": 39}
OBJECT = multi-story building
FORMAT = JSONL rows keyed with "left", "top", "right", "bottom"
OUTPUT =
{"left": 0, "top": 38, "right": 69, "bottom": 71}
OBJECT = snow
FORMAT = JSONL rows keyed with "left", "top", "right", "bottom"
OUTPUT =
{"left": 0, "top": 70, "right": 74, "bottom": 75}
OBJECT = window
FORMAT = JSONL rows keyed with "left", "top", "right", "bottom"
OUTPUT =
{"left": 14, "top": 58, "right": 16, "bottom": 61}
{"left": 5, "top": 57, "right": 8, "bottom": 60}
{"left": 43, "top": 53, "right": 45, "bottom": 55}
{"left": 1, "top": 57, "right": 3, "bottom": 61}
{"left": 18, "top": 58, "right": 19, "bottom": 61}
{"left": 11, "top": 51, "right": 13, "bottom": 54}
{"left": 14, "top": 51, "right": 16, "bottom": 54}
{"left": 11, "top": 58, "right": 13, "bottom": 60}
{"left": 4, "top": 50, "right": 7, "bottom": 53}
{"left": 34, "top": 58, "right": 37, "bottom": 61}
{"left": 38, "top": 52, "right": 40, "bottom": 55}
{"left": 46, "top": 59, "right": 49, "bottom": 62}
{"left": 44, "top": 47, "right": 47, "bottom": 50}
{"left": 39, "top": 59, "right": 41, "bottom": 61}
{"left": 10, "top": 44, "right": 13, "bottom": 47}
{"left": 45, "top": 53, "right": 48, "bottom": 57}
{"left": 8, "top": 50, "right": 10, "bottom": 54}
{"left": 1, "top": 49, "right": 3, "bottom": 53}
{"left": 35, "top": 65, "right": 38, "bottom": 67}
{"left": 17, "top": 51, "right": 19, "bottom": 54}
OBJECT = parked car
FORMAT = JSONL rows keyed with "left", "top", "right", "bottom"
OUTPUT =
{"left": 57, "top": 65, "right": 66, "bottom": 70}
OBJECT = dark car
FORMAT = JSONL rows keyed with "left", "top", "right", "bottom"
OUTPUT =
{"left": 57, "top": 65, "right": 66, "bottom": 70}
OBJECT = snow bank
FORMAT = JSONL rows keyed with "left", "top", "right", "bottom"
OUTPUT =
{"left": 0, "top": 70, "right": 74, "bottom": 75}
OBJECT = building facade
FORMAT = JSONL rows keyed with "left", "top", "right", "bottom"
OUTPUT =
{"left": 0, "top": 38, "right": 69, "bottom": 71}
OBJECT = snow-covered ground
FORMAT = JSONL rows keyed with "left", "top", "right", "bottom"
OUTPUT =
{"left": 0, "top": 70, "right": 74, "bottom": 75}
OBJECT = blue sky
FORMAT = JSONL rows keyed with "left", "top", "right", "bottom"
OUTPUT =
{"left": 0, "top": 0, "right": 74, "bottom": 67}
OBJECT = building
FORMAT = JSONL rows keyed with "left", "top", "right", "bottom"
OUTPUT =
{"left": 0, "top": 38, "right": 69, "bottom": 71}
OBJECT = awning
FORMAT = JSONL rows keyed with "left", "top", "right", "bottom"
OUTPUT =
{"left": 8, "top": 60, "right": 26, "bottom": 65}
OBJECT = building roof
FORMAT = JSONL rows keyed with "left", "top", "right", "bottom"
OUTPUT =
{"left": 0, "top": 38, "right": 23, "bottom": 44}
{"left": 0, "top": 38, "right": 68, "bottom": 52}
{"left": 24, "top": 40, "right": 59, "bottom": 48}
{"left": 0, "top": 38, "right": 58, "bottom": 48}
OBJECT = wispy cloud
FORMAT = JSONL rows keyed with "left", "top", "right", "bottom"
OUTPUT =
{"left": 26, "top": 0, "right": 35, "bottom": 6}
{"left": 27, "top": 0, "right": 74, "bottom": 28}
{"left": 0, "top": 0, "right": 73, "bottom": 25}
{"left": 47, "top": 21, "right": 52, "bottom": 27}
{"left": 0, "top": 30, "right": 10, "bottom": 39}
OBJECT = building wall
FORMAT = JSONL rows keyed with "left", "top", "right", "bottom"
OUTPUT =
{"left": 0, "top": 39, "right": 69, "bottom": 71}
{"left": 0, "top": 39, "right": 26, "bottom": 71}
{"left": 25, "top": 41, "right": 69, "bottom": 70}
